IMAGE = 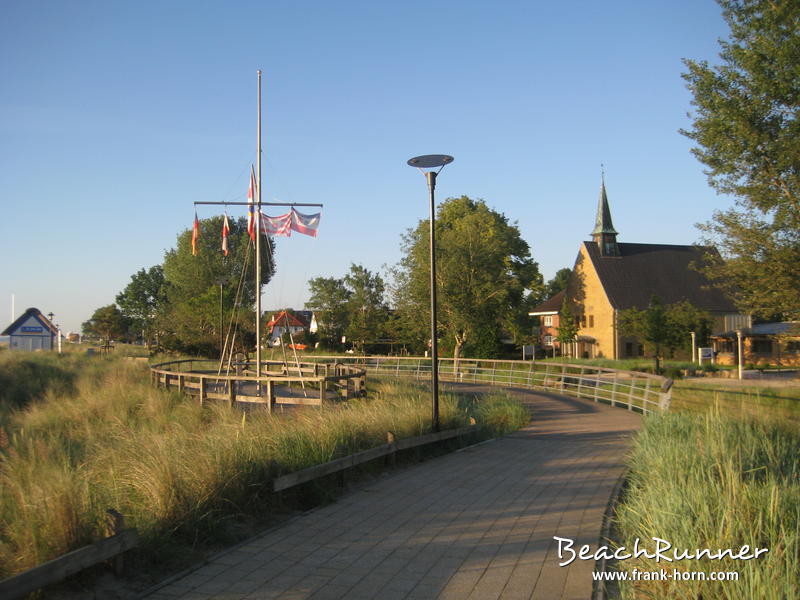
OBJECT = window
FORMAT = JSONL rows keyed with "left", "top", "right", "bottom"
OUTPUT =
{"left": 717, "top": 340, "right": 735, "bottom": 353}
{"left": 638, "top": 344, "right": 644, "bottom": 357}
{"left": 580, "top": 315, "right": 587, "bottom": 328}
{"left": 787, "top": 341, "right": 800, "bottom": 353}
{"left": 588, "top": 315, "right": 594, "bottom": 328}
{"left": 751, "top": 339, "right": 772, "bottom": 354}
{"left": 625, "top": 342, "right": 633, "bottom": 356}
{"left": 543, "top": 315, "right": 553, "bottom": 327}
{"left": 544, "top": 335, "right": 553, "bottom": 347}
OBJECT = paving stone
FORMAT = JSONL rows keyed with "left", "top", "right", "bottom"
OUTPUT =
{"left": 142, "top": 387, "right": 640, "bottom": 600}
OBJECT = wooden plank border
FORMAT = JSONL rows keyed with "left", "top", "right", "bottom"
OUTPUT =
{"left": 273, "top": 425, "right": 479, "bottom": 492}
{"left": 0, "top": 529, "right": 139, "bottom": 600}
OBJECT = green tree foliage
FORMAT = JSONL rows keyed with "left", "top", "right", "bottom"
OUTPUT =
{"left": 682, "top": 0, "right": 800, "bottom": 319}
{"left": 307, "top": 276, "right": 350, "bottom": 348}
{"left": 82, "top": 305, "right": 129, "bottom": 344}
{"left": 92, "top": 216, "right": 276, "bottom": 357}
{"left": 555, "top": 299, "right": 579, "bottom": 356}
{"left": 542, "top": 268, "right": 572, "bottom": 303}
{"left": 343, "top": 264, "right": 388, "bottom": 353}
{"left": 115, "top": 265, "right": 167, "bottom": 346}
{"left": 160, "top": 215, "right": 274, "bottom": 356}
{"left": 307, "top": 264, "right": 388, "bottom": 352}
{"left": 392, "top": 196, "right": 540, "bottom": 360}
{"left": 619, "top": 296, "right": 713, "bottom": 373}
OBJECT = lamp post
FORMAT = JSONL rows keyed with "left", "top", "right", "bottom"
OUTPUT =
{"left": 736, "top": 329, "right": 743, "bottom": 380}
{"left": 690, "top": 331, "right": 697, "bottom": 364}
{"left": 407, "top": 154, "right": 454, "bottom": 432}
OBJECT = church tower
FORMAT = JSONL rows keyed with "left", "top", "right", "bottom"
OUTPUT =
{"left": 591, "top": 175, "right": 620, "bottom": 257}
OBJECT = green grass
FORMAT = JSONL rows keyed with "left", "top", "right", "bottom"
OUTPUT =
{"left": 614, "top": 410, "right": 800, "bottom": 599}
{"left": 0, "top": 352, "right": 528, "bottom": 580}
{"left": 669, "top": 380, "right": 800, "bottom": 425}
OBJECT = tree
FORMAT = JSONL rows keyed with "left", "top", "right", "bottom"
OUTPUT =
{"left": 682, "top": 0, "right": 800, "bottom": 319}
{"left": 392, "top": 196, "right": 540, "bottom": 360}
{"left": 82, "top": 305, "right": 129, "bottom": 345}
{"left": 306, "top": 264, "right": 388, "bottom": 352}
{"left": 115, "top": 265, "right": 167, "bottom": 346}
{"left": 343, "top": 264, "right": 388, "bottom": 354}
{"left": 307, "top": 276, "right": 350, "bottom": 348}
{"left": 159, "top": 215, "right": 275, "bottom": 355}
{"left": 542, "top": 268, "right": 572, "bottom": 303}
{"left": 555, "top": 299, "right": 579, "bottom": 357}
{"left": 618, "top": 296, "right": 713, "bottom": 373}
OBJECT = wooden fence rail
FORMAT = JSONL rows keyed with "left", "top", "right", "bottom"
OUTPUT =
{"left": 150, "top": 359, "right": 367, "bottom": 410}
{"left": 0, "top": 510, "right": 138, "bottom": 600}
{"left": 273, "top": 424, "right": 480, "bottom": 492}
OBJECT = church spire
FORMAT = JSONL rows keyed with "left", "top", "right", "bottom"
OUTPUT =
{"left": 591, "top": 172, "right": 620, "bottom": 256}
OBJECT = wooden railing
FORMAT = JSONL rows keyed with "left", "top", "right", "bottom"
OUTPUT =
{"left": 273, "top": 425, "right": 479, "bottom": 492}
{"left": 0, "top": 510, "right": 138, "bottom": 600}
{"left": 304, "top": 356, "right": 672, "bottom": 414}
{"left": 150, "top": 359, "right": 367, "bottom": 410}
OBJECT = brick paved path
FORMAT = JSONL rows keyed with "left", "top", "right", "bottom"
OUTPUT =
{"left": 144, "top": 386, "right": 641, "bottom": 600}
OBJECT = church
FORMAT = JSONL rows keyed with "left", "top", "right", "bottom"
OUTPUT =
{"left": 530, "top": 180, "right": 750, "bottom": 359}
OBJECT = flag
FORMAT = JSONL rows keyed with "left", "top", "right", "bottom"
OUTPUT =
{"left": 192, "top": 212, "right": 199, "bottom": 256}
{"left": 260, "top": 211, "right": 292, "bottom": 236}
{"left": 290, "top": 208, "right": 321, "bottom": 237}
{"left": 247, "top": 166, "right": 256, "bottom": 241}
{"left": 221, "top": 212, "right": 230, "bottom": 256}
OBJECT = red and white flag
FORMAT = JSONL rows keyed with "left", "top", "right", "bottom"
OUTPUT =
{"left": 260, "top": 211, "right": 292, "bottom": 237}
{"left": 247, "top": 166, "right": 256, "bottom": 241}
{"left": 192, "top": 212, "right": 200, "bottom": 256}
{"left": 290, "top": 208, "right": 321, "bottom": 237}
{"left": 221, "top": 212, "right": 230, "bottom": 256}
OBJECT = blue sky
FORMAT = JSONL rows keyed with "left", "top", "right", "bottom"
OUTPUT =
{"left": 1, "top": 0, "right": 732, "bottom": 333}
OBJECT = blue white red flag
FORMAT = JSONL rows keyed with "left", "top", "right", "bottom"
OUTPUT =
{"left": 290, "top": 209, "right": 320, "bottom": 237}
{"left": 260, "top": 211, "right": 292, "bottom": 237}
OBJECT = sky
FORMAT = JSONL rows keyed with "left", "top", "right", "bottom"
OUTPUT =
{"left": 0, "top": 0, "right": 734, "bottom": 333}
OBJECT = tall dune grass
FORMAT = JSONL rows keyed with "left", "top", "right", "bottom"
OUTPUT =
{"left": 0, "top": 353, "right": 527, "bottom": 578}
{"left": 614, "top": 409, "right": 800, "bottom": 599}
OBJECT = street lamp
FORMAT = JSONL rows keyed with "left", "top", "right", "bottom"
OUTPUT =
{"left": 407, "top": 154, "right": 454, "bottom": 432}
{"left": 736, "top": 329, "right": 743, "bottom": 380}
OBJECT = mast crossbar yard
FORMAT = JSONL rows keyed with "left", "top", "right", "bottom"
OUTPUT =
{"left": 191, "top": 71, "right": 322, "bottom": 382}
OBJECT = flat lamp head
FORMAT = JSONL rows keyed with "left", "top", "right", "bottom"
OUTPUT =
{"left": 407, "top": 154, "right": 454, "bottom": 169}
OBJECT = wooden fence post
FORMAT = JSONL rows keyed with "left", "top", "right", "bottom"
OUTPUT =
{"left": 228, "top": 379, "right": 235, "bottom": 407}
{"left": 105, "top": 509, "right": 125, "bottom": 576}
{"left": 265, "top": 380, "right": 274, "bottom": 413}
{"left": 386, "top": 431, "right": 396, "bottom": 468}
{"left": 199, "top": 376, "right": 205, "bottom": 406}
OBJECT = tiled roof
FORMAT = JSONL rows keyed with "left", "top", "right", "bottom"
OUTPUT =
{"left": 267, "top": 311, "right": 307, "bottom": 329}
{"left": 582, "top": 242, "right": 737, "bottom": 312}
{"left": 529, "top": 290, "right": 565, "bottom": 315}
